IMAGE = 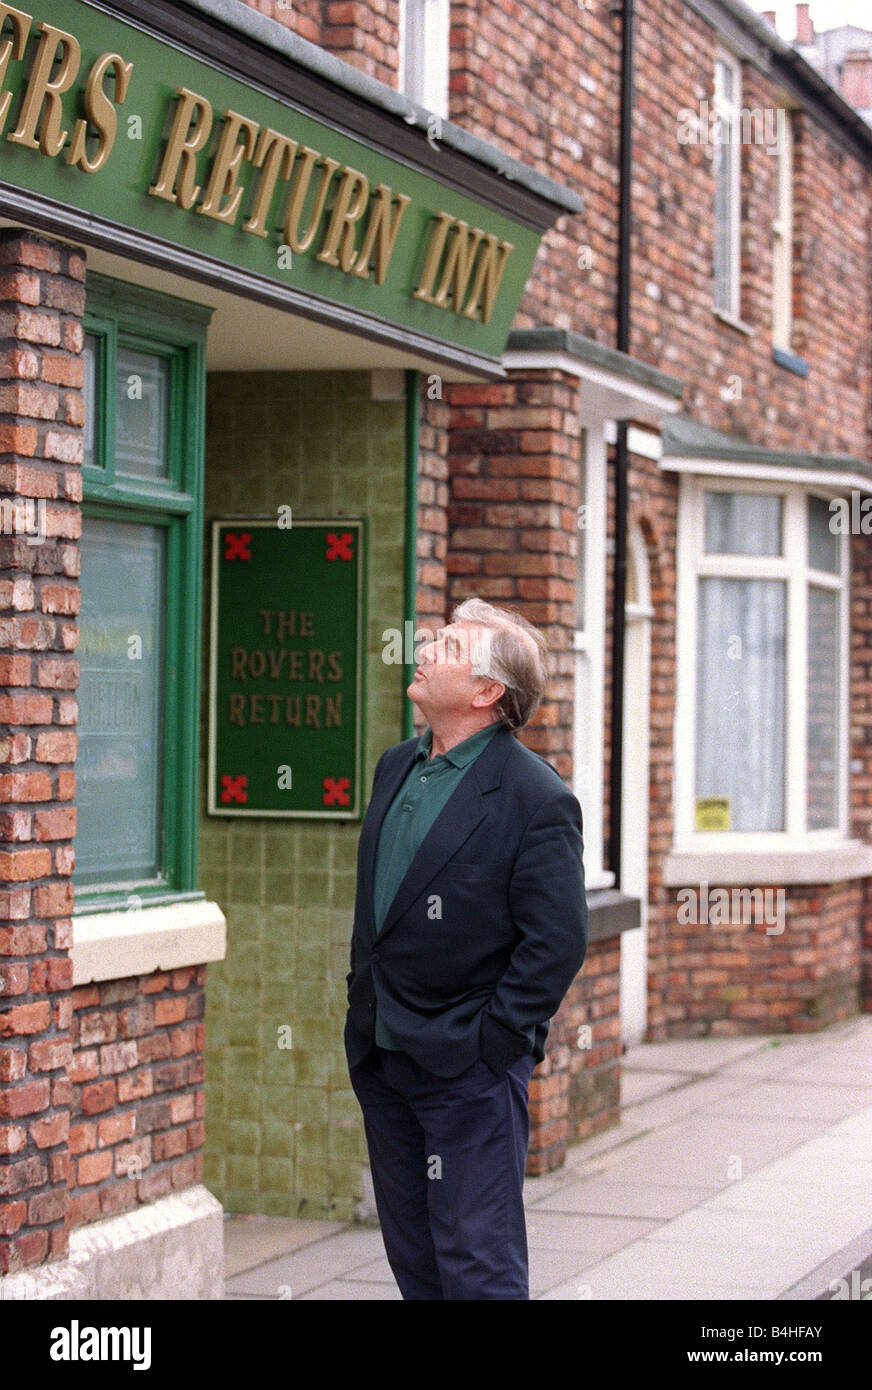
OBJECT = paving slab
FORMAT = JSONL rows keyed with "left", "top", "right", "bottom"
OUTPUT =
{"left": 529, "top": 1178, "right": 716, "bottom": 1221}
{"left": 223, "top": 1215, "right": 340, "bottom": 1278}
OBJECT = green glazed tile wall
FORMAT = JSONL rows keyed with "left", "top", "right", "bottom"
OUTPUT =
{"left": 199, "top": 370, "right": 406, "bottom": 1220}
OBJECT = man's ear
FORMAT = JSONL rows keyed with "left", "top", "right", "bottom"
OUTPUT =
{"left": 471, "top": 679, "right": 505, "bottom": 711}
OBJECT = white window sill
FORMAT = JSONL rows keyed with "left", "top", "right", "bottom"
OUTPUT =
{"left": 72, "top": 899, "right": 227, "bottom": 985}
{"left": 663, "top": 840, "right": 872, "bottom": 886}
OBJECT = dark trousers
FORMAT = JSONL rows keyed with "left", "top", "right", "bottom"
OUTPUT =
{"left": 349, "top": 1045, "right": 536, "bottom": 1300}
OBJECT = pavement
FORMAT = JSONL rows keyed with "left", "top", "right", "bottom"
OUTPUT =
{"left": 222, "top": 1014, "right": 872, "bottom": 1300}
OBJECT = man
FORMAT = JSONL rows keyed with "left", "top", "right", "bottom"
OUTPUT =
{"left": 344, "top": 597, "right": 588, "bottom": 1300}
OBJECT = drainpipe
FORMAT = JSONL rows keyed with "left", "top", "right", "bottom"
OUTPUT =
{"left": 402, "top": 369, "right": 420, "bottom": 739}
{"left": 607, "top": 0, "right": 635, "bottom": 889}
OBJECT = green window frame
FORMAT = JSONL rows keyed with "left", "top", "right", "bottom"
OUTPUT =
{"left": 74, "top": 272, "right": 211, "bottom": 913}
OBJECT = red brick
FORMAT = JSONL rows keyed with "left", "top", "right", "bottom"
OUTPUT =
{"left": 77, "top": 1150, "right": 112, "bottom": 1185}
{"left": 80, "top": 1080, "right": 115, "bottom": 1114}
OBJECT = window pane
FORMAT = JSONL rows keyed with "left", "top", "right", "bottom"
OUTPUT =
{"left": 713, "top": 137, "right": 733, "bottom": 311}
{"left": 75, "top": 517, "right": 166, "bottom": 885}
{"left": 83, "top": 334, "right": 98, "bottom": 470}
{"left": 115, "top": 347, "right": 170, "bottom": 479}
{"left": 807, "top": 586, "right": 839, "bottom": 830}
{"left": 807, "top": 495, "right": 840, "bottom": 574}
{"left": 704, "top": 491, "right": 782, "bottom": 555}
{"left": 695, "top": 576, "right": 786, "bottom": 831}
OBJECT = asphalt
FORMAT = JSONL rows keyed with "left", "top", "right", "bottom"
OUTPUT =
{"left": 222, "top": 1015, "right": 872, "bottom": 1300}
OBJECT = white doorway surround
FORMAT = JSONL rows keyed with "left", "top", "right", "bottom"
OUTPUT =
{"left": 620, "top": 522, "right": 653, "bottom": 1045}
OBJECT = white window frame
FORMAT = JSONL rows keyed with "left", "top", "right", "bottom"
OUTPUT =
{"left": 674, "top": 473, "right": 850, "bottom": 855}
{"left": 572, "top": 423, "right": 614, "bottom": 891}
{"left": 398, "top": 0, "right": 450, "bottom": 119}
{"left": 713, "top": 48, "right": 742, "bottom": 321}
{"left": 772, "top": 108, "right": 794, "bottom": 350}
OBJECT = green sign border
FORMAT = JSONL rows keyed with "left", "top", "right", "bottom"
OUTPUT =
{"left": 207, "top": 516, "right": 366, "bottom": 821}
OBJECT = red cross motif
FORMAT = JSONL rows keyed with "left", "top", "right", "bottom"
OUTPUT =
{"left": 220, "top": 774, "right": 249, "bottom": 804}
{"left": 322, "top": 776, "right": 351, "bottom": 807}
{"left": 224, "top": 531, "right": 251, "bottom": 561}
{"left": 326, "top": 531, "right": 353, "bottom": 561}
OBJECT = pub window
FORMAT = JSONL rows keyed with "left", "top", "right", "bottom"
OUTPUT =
{"left": 75, "top": 273, "right": 210, "bottom": 909}
{"left": 676, "top": 477, "right": 848, "bottom": 843}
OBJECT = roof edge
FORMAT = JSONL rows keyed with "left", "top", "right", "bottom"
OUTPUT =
{"left": 505, "top": 328, "right": 686, "bottom": 400}
{"left": 175, "top": 0, "right": 584, "bottom": 215}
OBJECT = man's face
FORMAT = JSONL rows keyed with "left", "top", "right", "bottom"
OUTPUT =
{"left": 407, "top": 621, "right": 502, "bottom": 719}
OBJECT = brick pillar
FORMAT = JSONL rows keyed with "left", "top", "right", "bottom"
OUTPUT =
{"left": 446, "top": 368, "right": 580, "bottom": 777}
{"left": 0, "top": 230, "right": 83, "bottom": 1275}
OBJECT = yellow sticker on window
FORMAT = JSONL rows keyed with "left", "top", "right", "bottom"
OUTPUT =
{"left": 695, "top": 797, "right": 730, "bottom": 831}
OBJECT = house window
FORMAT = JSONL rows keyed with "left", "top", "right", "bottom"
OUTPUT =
{"left": 713, "top": 50, "right": 742, "bottom": 319}
{"left": 772, "top": 109, "right": 794, "bottom": 349}
{"left": 75, "top": 274, "right": 210, "bottom": 907}
{"left": 572, "top": 425, "right": 613, "bottom": 889}
{"left": 677, "top": 477, "right": 848, "bottom": 843}
{"left": 399, "top": 0, "right": 450, "bottom": 118}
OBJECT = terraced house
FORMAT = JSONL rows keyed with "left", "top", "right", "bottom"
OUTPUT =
{"left": 0, "top": 0, "right": 870, "bottom": 1298}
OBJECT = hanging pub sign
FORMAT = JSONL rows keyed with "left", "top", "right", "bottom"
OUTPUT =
{"left": 208, "top": 518, "right": 365, "bottom": 819}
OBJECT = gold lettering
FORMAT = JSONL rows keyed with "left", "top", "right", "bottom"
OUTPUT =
{"left": 250, "top": 694, "right": 264, "bottom": 723}
{"left": 267, "top": 649, "right": 285, "bottom": 679}
{"left": 248, "top": 649, "right": 266, "bottom": 679}
{"left": 299, "top": 612, "right": 313, "bottom": 636}
{"left": 305, "top": 694, "right": 321, "bottom": 727}
{"left": 67, "top": 52, "right": 133, "bottom": 174}
{"left": 327, "top": 651, "right": 342, "bottom": 681}
{"left": 433, "top": 220, "right": 484, "bottom": 311}
{"left": 268, "top": 694, "right": 282, "bottom": 723}
{"left": 288, "top": 650, "right": 303, "bottom": 680}
{"left": 412, "top": 211, "right": 455, "bottom": 304}
{"left": 283, "top": 145, "right": 339, "bottom": 253}
{"left": 230, "top": 648, "right": 247, "bottom": 679}
{"left": 307, "top": 649, "right": 324, "bottom": 682}
{"left": 242, "top": 126, "right": 298, "bottom": 238}
{"left": 462, "top": 235, "right": 514, "bottom": 324}
{"left": 0, "top": 4, "right": 32, "bottom": 136}
{"left": 228, "top": 693, "right": 245, "bottom": 725}
{"left": 352, "top": 183, "right": 410, "bottom": 285}
{"left": 198, "top": 108, "right": 260, "bottom": 224}
{"left": 316, "top": 163, "right": 369, "bottom": 272}
{"left": 285, "top": 695, "right": 301, "bottom": 726}
{"left": 148, "top": 87, "right": 213, "bottom": 209}
{"left": 8, "top": 21, "right": 79, "bottom": 156}
{"left": 325, "top": 694, "right": 341, "bottom": 727}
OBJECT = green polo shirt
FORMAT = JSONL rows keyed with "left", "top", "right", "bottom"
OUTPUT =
{"left": 372, "top": 720, "right": 504, "bottom": 1049}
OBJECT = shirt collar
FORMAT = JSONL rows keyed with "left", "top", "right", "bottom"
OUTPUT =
{"left": 416, "top": 722, "right": 504, "bottom": 768}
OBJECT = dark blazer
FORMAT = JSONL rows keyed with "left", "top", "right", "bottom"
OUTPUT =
{"left": 344, "top": 722, "right": 588, "bottom": 1078}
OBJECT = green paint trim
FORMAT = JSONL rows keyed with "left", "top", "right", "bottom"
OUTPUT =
{"left": 402, "top": 370, "right": 420, "bottom": 741}
{"left": 75, "top": 274, "right": 211, "bottom": 911}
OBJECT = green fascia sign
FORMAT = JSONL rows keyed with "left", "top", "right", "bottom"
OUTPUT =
{"left": 0, "top": 0, "right": 543, "bottom": 367}
{"left": 208, "top": 519, "right": 365, "bottom": 820}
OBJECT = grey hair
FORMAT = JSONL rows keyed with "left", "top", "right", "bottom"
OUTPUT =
{"left": 451, "top": 597, "right": 549, "bottom": 731}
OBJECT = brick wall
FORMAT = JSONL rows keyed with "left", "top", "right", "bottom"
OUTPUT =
{"left": 528, "top": 935, "right": 622, "bottom": 1173}
{"left": 0, "top": 229, "right": 83, "bottom": 1275}
{"left": 68, "top": 968, "right": 206, "bottom": 1228}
